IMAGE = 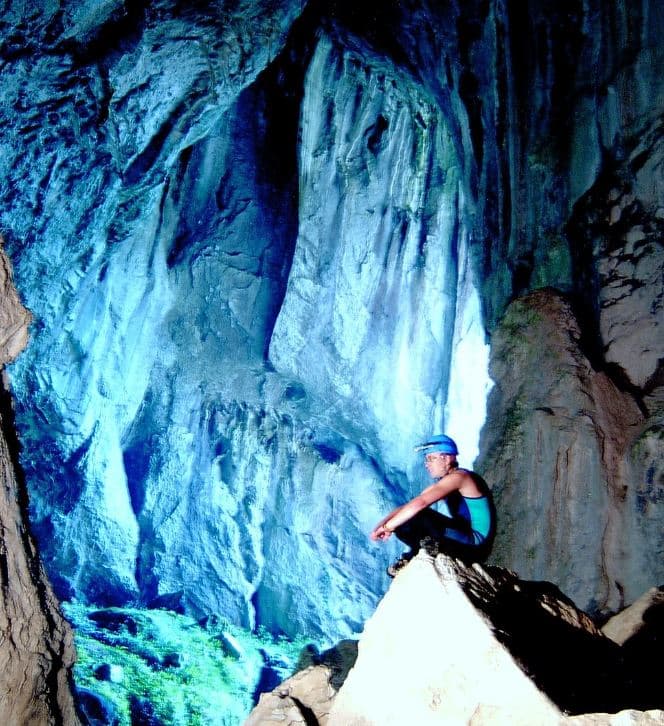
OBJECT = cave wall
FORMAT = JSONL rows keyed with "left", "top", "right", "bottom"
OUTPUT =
{"left": 0, "top": 0, "right": 661, "bottom": 652}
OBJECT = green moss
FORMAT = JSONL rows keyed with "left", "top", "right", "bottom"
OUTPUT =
{"left": 500, "top": 396, "right": 528, "bottom": 444}
{"left": 498, "top": 304, "right": 544, "bottom": 345}
{"left": 63, "top": 603, "right": 312, "bottom": 726}
{"left": 532, "top": 235, "right": 573, "bottom": 290}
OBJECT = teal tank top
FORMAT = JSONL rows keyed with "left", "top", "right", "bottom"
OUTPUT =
{"left": 462, "top": 495, "right": 493, "bottom": 540}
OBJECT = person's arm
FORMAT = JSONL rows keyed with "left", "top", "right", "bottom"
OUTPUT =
{"left": 371, "top": 472, "right": 464, "bottom": 540}
{"left": 370, "top": 504, "right": 406, "bottom": 540}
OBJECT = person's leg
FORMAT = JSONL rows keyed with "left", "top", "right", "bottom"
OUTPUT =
{"left": 395, "top": 508, "right": 484, "bottom": 564}
{"left": 394, "top": 508, "right": 458, "bottom": 551}
{"left": 385, "top": 509, "right": 445, "bottom": 576}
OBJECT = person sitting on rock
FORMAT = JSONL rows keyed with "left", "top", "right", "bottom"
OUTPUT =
{"left": 370, "top": 434, "right": 496, "bottom": 576}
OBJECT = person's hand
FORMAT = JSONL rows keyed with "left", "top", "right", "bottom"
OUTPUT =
{"left": 370, "top": 525, "right": 393, "bottom": 541}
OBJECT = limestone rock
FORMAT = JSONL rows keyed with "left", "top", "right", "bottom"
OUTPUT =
{"left": 329, "top": 554, "right": 563, "bottom": 726}
{"left": 0, "top": 240, "right": 31, "bottom": 366}
{"left": 600, "top": 586, "right": 664, "bottom": 713}
{"left": 245, "top": 666, "right": 336, "bottom": 726}
{"left": 246, "top": 640, "right": 357, "bottom": 726}
{"left": 268, "top": 33, "right": 481, "bottom": 472}
{"left": 1, "top": 2, "right": 421, "bottom": 641}
{"left": 567, "top": 712, "right": 664, "bottom": 726}
{"left": 568, "top": 121, "right": 664, "bottom": 391}
{"left": 449, "top": 560, "right": 656, "bottom": 715}
{"left": 0, "top": 0, "right": 662, "bottom": 656}
{"left": 0, "top": 1, "right": 661, "bottom": 720}
{"left": 330, "top": 553, "right": 664, "bottom": 724}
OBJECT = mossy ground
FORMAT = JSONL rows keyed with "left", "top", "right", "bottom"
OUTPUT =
{"left": 63, "top": 603, "right": 312, "bottom": 725}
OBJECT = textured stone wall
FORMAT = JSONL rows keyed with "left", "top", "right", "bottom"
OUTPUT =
{"left": 0, "top": 0, "right": 484, "bottom": 641}
{"left": 269, "top": 33, "right": 465, "bottom": 470}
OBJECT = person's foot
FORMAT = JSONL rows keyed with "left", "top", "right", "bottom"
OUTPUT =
{"left": 386, "top": 551, "right": 415, "bottom": 578}
{"left": 419, "top": 536, "right": 440, "bottom": 556}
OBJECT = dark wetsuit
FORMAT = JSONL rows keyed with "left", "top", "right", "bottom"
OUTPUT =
{"left": 393, "top": 471, "right": 496, "bottom": 563}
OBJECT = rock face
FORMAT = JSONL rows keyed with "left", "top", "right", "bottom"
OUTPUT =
{"left": 0, "top": 0, "right": 487, "bottom": 642}
{"left": 0, "top": 243, "right": 79, "bottom": 725}
{"left": 269, "top": 32, "right": 473, "bottom": 471}
{"left": 247, "top": 553, "right": 664, "bottom": 725}
{"left": 0, "top": 0, "right": 662, "bottom": 652}
{"left": 479, "top": 289, "right": 660, "bottom": 614}
{"left": 602, "top": 586, "right": 664, "bottom": 646}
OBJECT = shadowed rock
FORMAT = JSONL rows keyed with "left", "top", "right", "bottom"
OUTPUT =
{"left": 601, "top": 587, "right": 664, "bottom": 712}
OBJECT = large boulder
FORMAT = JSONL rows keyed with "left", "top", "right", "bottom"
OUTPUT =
{"left": 245, "top": 640, "right": 357, "bottom": 726}
{"left": 329, "top": 554, "right": 563, "bottom": 725}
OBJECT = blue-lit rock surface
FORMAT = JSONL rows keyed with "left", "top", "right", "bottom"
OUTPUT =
{"left": 0, "top": 0, "right": 662, "bottom": 662}
{"left": 269, "top": 33, "right": 477, "bottom": 473}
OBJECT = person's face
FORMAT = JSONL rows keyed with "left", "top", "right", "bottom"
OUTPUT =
{"left": 425, "top": 452, "right": 455, "bottom": 478}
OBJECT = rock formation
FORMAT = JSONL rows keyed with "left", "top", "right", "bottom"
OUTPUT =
{"left": 0, "top": 243, "right": 79, "bottom": 724}
{"left": 247, "top": 553, "right": 664, "bottom": 725}
{"left": 479, "top": 289, "right": 658, "bottom": 614}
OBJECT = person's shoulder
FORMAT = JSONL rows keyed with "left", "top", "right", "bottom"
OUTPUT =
{"left": 462, "top": 469, "right": 491, "bottom": 494}
{"left": 443, "top": 468, "right": 469, "bottom": 486}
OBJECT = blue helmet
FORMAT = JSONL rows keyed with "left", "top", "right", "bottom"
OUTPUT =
{"left": 414, "top": 434, "right": 459, "bottom": 455}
